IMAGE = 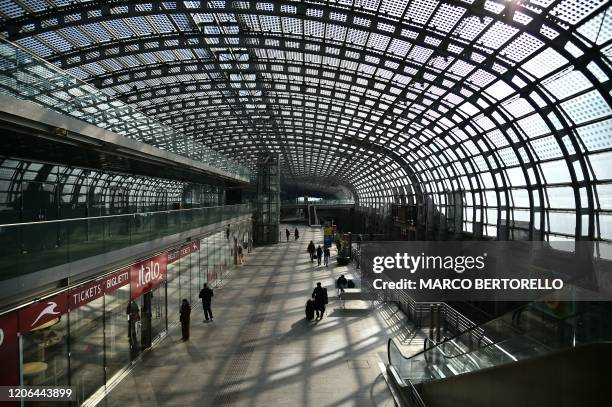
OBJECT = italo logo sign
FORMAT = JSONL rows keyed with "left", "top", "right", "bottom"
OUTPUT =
{"left": 130, "top": 254, "right": 168, "bottom": 300}
{"left": 18, "top": 293, "right": 68, "bottom": 332}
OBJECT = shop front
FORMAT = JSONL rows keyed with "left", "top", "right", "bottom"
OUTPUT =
{"left": 0, "top": 220, "right": 251, "bottom": 405}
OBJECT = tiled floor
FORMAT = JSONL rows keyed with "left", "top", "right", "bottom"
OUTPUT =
{"left": 103, "top": 225, "right": 425, "bottom": 407}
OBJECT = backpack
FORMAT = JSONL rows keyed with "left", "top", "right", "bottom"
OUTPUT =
{"left": 322, "top": 288, "right": 328, "bottom": 304}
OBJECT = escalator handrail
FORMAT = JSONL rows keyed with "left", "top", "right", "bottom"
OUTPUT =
{"left": 388, "top": 304, "right": 533, "bottom": 364}
{"left": 387, "top": 363, "right": 429, "bottom": 407}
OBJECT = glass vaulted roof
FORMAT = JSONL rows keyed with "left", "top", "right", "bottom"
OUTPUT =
{"left": 0, "top": 0, "right": 611, "bottom": 244}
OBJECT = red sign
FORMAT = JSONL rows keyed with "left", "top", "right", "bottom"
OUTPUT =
{"left": 0, "top": 311, "right": 19, "bottom": 386}
{"left": 104, "top": 268, "right": 130, "bottom": 294}
{"left": 69, "top": 269, "right": 130, "bottom": 309}
{"left": 130, "top": 253, "right": 168, "bottom": 300}
{"left": 19, "top": 293, "right": 68, "bottom": 333}
{"left": 69, "top": 280, "right": 104, "bottom": 309}
{"left": 168, "top": 241, "right": 200, "bottom": 264}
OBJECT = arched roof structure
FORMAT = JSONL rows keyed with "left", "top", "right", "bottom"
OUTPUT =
{"left": 0, "top": 0, "right": 611, "bottom": 243}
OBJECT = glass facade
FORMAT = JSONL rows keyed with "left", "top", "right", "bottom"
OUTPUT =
{"left": 0, "top": 218, "right": 251, "bottom": 405}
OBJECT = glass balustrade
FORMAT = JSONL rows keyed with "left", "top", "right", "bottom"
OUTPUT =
{"left": 0, "top": 204, "right": 252, "bottom": 281}
{"left": 0, "top": 38, "right": 250, "bottom": 181}
{"left": 388, "top": 301, "right": 611, "bottom": 385}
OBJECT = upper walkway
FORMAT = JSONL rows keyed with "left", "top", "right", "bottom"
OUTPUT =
{"left": 103, "top": 224, "right": 425, "bottom": 407}
{"left": 280, "top": 200, "right": 355, "bottom": 210}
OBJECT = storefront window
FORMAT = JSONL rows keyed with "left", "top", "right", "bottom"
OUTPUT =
{"left": 104, "top": 283, "right": 130, "bottom": 378}
{"left": 167, "top": 256, "right": 181, "bottom": 314}
{"left": 20, "top": 316, "right": 69, "bottom": 387}
{"left": 69, "top": 296, "right": 105, "bottom": 405}
{"left": 149, "top": 284, "right": 166, "bottom": 340}
{"left": 179, "top": 255, "right": 191, "bottom": 304}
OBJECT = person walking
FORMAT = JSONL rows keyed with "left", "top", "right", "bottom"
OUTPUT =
{"left": 316, "top": 245, "right": 323, "bottom": 266}
{"left": 199, "top": 283, "right": 214, "bottom": 322}
{"left": 336, "top": 274, "right": 348, "bottom": 294}
{"left": 180, "top": 299, "right": 192, "bottom": 341}
{"left": 307, "top": 240, "right": 316, "bottom": 262}
{"left": 311, "top": 282, "right": 328, "bottom": 319}
{"left": 286, "top": 228, "right": 290, "bottom": 241}
{"left": 238, "top": 244, "right": 244, "bottom": 264}
{"left": 294, "top": 227, "right": 299, "bottom": 240}
{"left": 323, "top": 246, "right": 331, "bottom": 267}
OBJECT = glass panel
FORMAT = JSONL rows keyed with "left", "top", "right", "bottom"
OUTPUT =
{"left": 104, "top": 283, "right": 130, "bottom": 379}
{"left": 149, "top": 284, "right": 166, "bottom": 340}
{"left": 21, "top": 316, "right": 69, "bottom": 386}
{"left": 69, "top": 296, "right": 105, "bottom": 405}
{"left": 0, "top": 204, "right": 251, "bottom": 283}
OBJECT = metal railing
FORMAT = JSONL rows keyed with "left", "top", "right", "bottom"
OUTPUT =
{"left": 0, "top": 38, "right": 250, "bottom": 181}
{"left": 281, "top": 199, "right": 355, "bottom": 205}
{"left": 0, "top": 204, "right": 252, "bottom": 281}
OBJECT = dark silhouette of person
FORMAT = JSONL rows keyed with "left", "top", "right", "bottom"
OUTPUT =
{"left": 323, "top": 246, "right": 331, "bottom": 266}
{"left": 311, "top": 282, "right": 328, "bottom": 319}
{"left": 316, "top": 245, "right": 323, "bottom": 265}
{"left": 294, "top": 227, "right": 299, "bottom": 240}
{"left": 180, "top": 299, "right": 191, "bottom": 341}
{"left": 126, "top": 301, "right": 140, "bottom": 353}
{"left": 286, "top": 228, "right": 290, "bottom": 241}
{"left": 199, "top": 283, "right": 214, "bottom": 322}
{"left": 337, "top": 275, "right": 348, "bottom": 293}
{"left": 307, "top": 241, "right": 316, "bottom": 262}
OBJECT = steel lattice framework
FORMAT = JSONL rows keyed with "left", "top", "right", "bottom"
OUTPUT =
{"left": 0, "top": 0, "right": 611, "bottom": 245}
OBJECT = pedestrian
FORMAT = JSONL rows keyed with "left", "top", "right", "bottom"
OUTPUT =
{"left": 307, "top": 240, "right": 316, "bottom": 262}
{"left": 337, "top": 274, "right": 348, "bottom": 294}
{"left": 126, "top": 300, "right": 140, "bottom": 352}
{"left": 294, "top": 227, "right": 299, "bottom": 240}
{"left": 323, "top": 246, "right": 330, "bottom": 267}
{"left": 316, "top": 245, "right": 323, "bottom": 266}
{"left": 311, "top": 282, "right": 328, "bottom": 319}
{"left": 199, "top": 283, "right": 214, "bottom": 322}
{"left": 286, "top": 228, "right": 290, "bottom": 241}
{"left": 238, "top": 244, "right": 244, "bottom": 264}
{"left": 180, "top": 299, "right": 191, "bottom": 341}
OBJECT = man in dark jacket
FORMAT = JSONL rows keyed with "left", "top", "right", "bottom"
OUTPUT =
{"left": 316, "top": 245, "right": 323, "bottom": 266}
{"left": 311, "top": 282, "right": 328, "bottom": 319}
{"left": 323, "top": 246, "right": 331, "bottom": 267}
{"left": 199, "top": 283, "right": 214, "bottom": 322}
{"left": 294, "top": 227, "right": 299, "bottom": 240}
{"left": 286, "top": 228, "right": 290, "bottom": 241}
{"left": 307, "top": 241, "right": 316, "bottom": 262}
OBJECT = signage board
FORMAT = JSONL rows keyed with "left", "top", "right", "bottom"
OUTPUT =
{"left": 19, "top": 293, "right": 68, "bottom": 332}
{"left": 69, "top": 269, "right": 130, "bottom": 309}
{"left": 168, "top": 241, "right": 200, "bottom": 264}
{"left": 130, "top": 253, "right": 168, "bottom": 300}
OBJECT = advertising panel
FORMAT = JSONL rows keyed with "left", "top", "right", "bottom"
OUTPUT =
{"left": 324, "top": 226, "right": 333, "bottom": 247}
{"left": 130, "top": 253, "right": 168, "bottom": 300}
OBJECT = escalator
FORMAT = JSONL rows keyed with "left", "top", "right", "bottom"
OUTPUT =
{"left": 385, "top": 302, "right": 612, "bottom": 406}
{"left": 307, "top": 204, "right": 320, "bottom": 227}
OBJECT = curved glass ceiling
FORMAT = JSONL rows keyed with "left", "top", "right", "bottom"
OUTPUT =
{"left": 0, "top": 0, "right": 611, "bottom": 244}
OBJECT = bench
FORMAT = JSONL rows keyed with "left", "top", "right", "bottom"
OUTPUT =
{"left": 338, "top": 288, "right": 378, "bottom": 309}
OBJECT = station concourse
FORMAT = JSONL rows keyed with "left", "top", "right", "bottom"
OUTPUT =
{"left": 0, "top": 0, "right": 611, "bottom": 406}
{"left": 104, "top": 225, "right": 404, "bottom": 407}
